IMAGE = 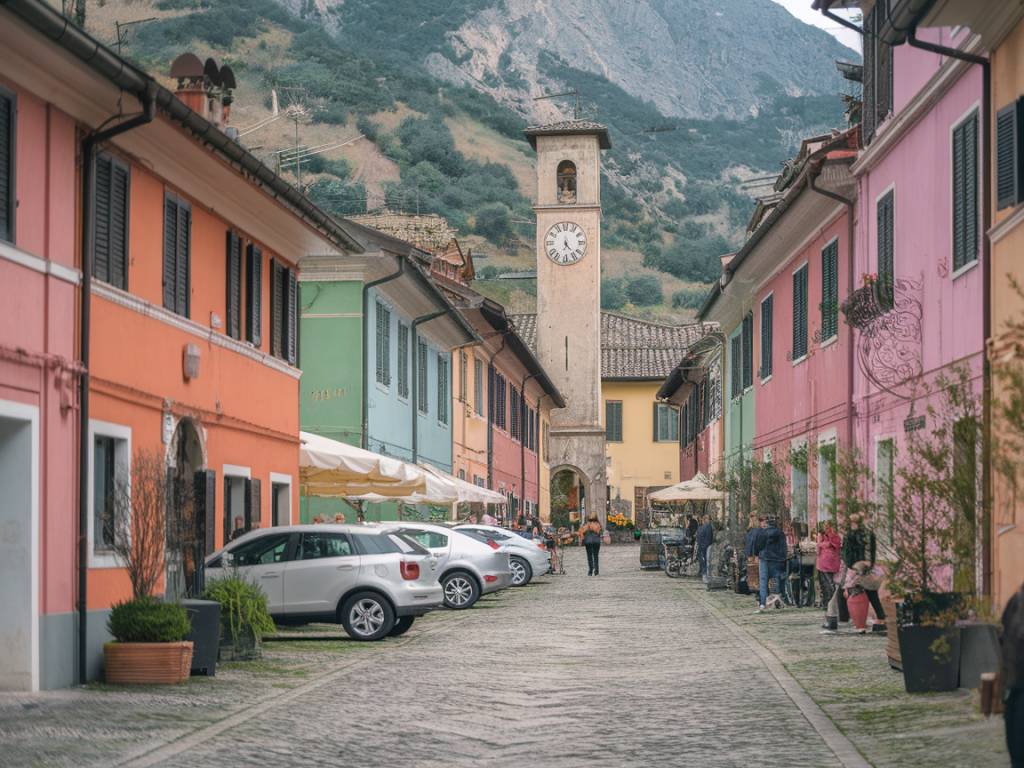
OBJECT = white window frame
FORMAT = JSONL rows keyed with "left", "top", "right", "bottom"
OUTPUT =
{"left": 269, "top": 472, "right": 293, "bottom": 527}
{"left": 655, "top": 403, "right": 679, "bottom": 443}
{"left": 790, "top": 436, "right": 809, "bottom": 522}
{"left": 88, "top": 419, "right": 132, "bottom": 569}
{"left": 950, "top": 102, "right": 982, "bottom": 281}
{"left": 816, "top": 430, "right": 837, "bottom": 523}
{"left": 874, "top": 435, "right": 897, "bottom": 546}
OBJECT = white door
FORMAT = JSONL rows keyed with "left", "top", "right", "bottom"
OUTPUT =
{"left": 285, "top": 532, "right": 360, "bottom": 617}
{"left": 229, "top": 532, "right": 293, "bottom": 614}
{"left": 0, "top": 409, "right": 37, "bottom": 691}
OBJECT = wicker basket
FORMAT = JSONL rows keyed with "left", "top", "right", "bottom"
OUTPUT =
{"left": 104, "top": 641, "right": 194, "bottom": 685}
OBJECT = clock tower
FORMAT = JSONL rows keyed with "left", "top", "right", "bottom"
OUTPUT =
{"left": 525, "top": 120, "right": 611, "bottom": 525}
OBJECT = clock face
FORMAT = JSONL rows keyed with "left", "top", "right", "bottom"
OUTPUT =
{"left": 544, "top": 222, "right": 587, "bottom": 265}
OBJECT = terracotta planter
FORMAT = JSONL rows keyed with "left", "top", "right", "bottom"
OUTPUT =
{"left": 104, "top": 641, "right": 194, "bottom": 685}
{"left": 848, "top": 592, "right": 869, "bottom": 630}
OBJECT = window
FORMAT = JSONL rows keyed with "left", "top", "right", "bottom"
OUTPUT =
{"left": 557, "top": 160, "right": 577, "bottom": 204}
{"left": 792, "top": 264, "right": 808, "bottom": 361}
{"left": 437, "top": 353, "right": 449, "bottom": 424}
{"left": 760, "top": 295, "right": 773, "bottom": 379}
{"left": 528, "top": 408, "right": 537, "bottom": 451}
{"left": 821, "top": 240, "right": 839, "bottom": 341}
{"left": 876, "top": 438, "right": 895, "bottom": 541}
{"left": 510, "top": 385, "right": 521, "bottom": 440}
{"left": 543, "top": 421, "right": 550, "bottom": 462}
{"left": 606, "top": 400, "right": 623, "bottom": 442}
{"left": 299, "top": 532, "right": 353, "bottom": 560}
{"left": 952, "top": 110, "right": 979, "bottom": 272}
{"left": 0, "top": 87, "right": 14, "bottom": 243}
{"left": 953, "top": 418, "right": 977, "bottom": 567}
{"left": 231, "top": 533, "right": 291, "bottom": 566}
{"left": 862, "top": 6, "right": 894, "bottom": 145}
{"left": 996, "top": 99, "right": 1024, "bottom": 210}
{"left": 459, "top": 351, "right": 467, "bottom": 401}
{"left": 89, "top": 421, "right": 130, "bottom": 567}
{"left": 223, "top": 471, "right": 256, "bottom": 543}
{"left": 417, "top": 340, "right": 429, "bottom": 413}
{"left": 225, "top": 231, "right": 242, "bottom": 339}
{"left": 741, "top": 312, "right": 753, "bottom": 390}
{"left": 491, "top": 369, "right": 507, "bottom": 429}
{"left": 162, "top": 192, "right": 191, "bottom": 317}
{"left": 474, "top": 358, "right": 484, "bottom": 416}
{"left": 791, "top": 444, "right": 808, "bottom": 522}
{"left": 269, "top": 260, "right": 297, "bottom": 364}
{"left": 401, "top": 529, "right": 449, "bottom": 549}
{"left": 653, "top": 403, "right": 679, "bottom": 442}
{"left": 397, "top": 323, "right": 409, "bottom": 399}
{"left": 375, "top": 301, "right": 391, "bottom": 386}
{"left": 877, "top": 189, "right": 894, "bottom": 306}
{"left": 93, "top": 153, "right": 130, "bottom": 290}
{"left": 730, "top": 335, "right": 742, "bottom": 399}
{"left": 271, "top": 479, "right": 290, "bottom": 526}
{"left": 817, "top": 441, "right": 836, "bottom": 522}
{"left": 245, "top": 244, "right": 262, "bottom": 347}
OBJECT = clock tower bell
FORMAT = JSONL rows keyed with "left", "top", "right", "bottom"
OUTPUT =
{"left": 525, "top": 120, "right": 611, "bottom": 525}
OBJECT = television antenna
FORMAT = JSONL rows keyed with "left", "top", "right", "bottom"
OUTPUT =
{"left": 113, "top": 17, "right": 157, "bottom": 55}
{"left": 534, "top": 88, "right": 581, "bottom": 120}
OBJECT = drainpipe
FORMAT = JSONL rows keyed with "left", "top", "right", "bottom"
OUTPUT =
{"left": 361, "top": 256, "right": 404, "bottom": 449}
{"left": 77, "top": 89, "right": 156, "bottom": 685}
{"left": 809, "top": 165, "right": 856, "bottom": 454}
{"left": 519, "top": 372, "right": 541, "bottom": 514}
{"left": 410, "top": 307, "right": 455, "bottom": 464}
{"left": 904, "top": 28, "right": 993, "bottom": 598}
{"left": 536, "top": 393, "right": 548, "bottom": 520}
{"left": 485, "top": 334, "right": 509, "bottom": 489}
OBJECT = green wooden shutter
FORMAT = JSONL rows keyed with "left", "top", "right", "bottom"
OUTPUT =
{"left": 652, "top": 402, "right": 659, "bottom": 441}
{"left": 162, "top": 195, "right": 178, "bottom": 310}
{"left": 996, "top": 101, "right": 1022, "bottom": 210}
{"left": 822, "top": 241, "right": 838, "bottom": 340}
{"left": 245, "top": 244, "right": 263, "bottom": 347}
{"left": 109, "top": 159, "right": 129, "bottom": 290}
{"left": 730, "top": 335, "right": 742, "bottom": 398}
{"left": 175, "top": 200, "right": 190, "bottom": 317}
{"left": 93, "top": 155, "right": 111, "bottom": 284}
{"left": 760, "top": 295, "right": 773, "bottom": 378}
{"left": 793, "top": 265, "right": 808, "bottom": 359}
{"left": 953, "top": 119, "right": 967, "bottom": 270}
{"left": 271, "top": 260, "right": 284, "bottom": 358}
{"left": 862, "top": 7, "right": 876, "bottom": 143}
{"left": 0, "top": 90, "right": 13, "bottom": 243}
{"left": 877, "top": 191, "right": 894, "bottom": 305}
{"left": 742, "top": 313, "right": 753, "bottom": 389}
{"left": 962, "top": 112, "right": 978, "bottom": 270}
{"left": 225, "top": 232, "right": 242, "bottom": 339}
{"left": 286, "top": 268, "right": 298, "bottom": 365}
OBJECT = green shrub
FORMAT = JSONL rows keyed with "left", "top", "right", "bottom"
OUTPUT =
{"left": 672, "top": 286, "right": 710, "bottom": 310}
{"left": 202, "top": 574, "right": 276, "bottom": 647}
{"left": 626, "top": 275, "right": 663, "bottom": 306}
{"left": 474, "top": 203, "right": 514, "bottom": 244}
{"left": 601, "top": 278, "right": 627, "bottom": 310}
{"left": 107, "top": 597, "right": 191, "bottom": 643}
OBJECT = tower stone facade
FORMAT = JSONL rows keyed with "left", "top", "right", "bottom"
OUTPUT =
{"left": 526, "top": 121, "right": 610, "bottom": 524}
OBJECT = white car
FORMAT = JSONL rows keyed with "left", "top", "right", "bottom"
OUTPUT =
{"left": 454, "top": 525, "right": 550, "bottom": 586}
{"left": 205, "top": 525, "right": 443, "bottom": 640}
{"left": 377, "top": 522, "right": 514, "bottom": 609}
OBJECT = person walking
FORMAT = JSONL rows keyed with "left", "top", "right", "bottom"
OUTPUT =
{"left": 816, "top": 521, "right": 842, "bottom": 616}
{"left": 579, "top": 514, "right": 603, "bottom": 576}
{"left": 686, "top": 513, "right": 699, "bottom": 545}
{"left": 756, "top": 517, "right": 788, "bottom": 611}
{"left": 842, "top": 513, "right": 885, "bottom": 626}
{"left": 696, "top": 513, "right": 715, "bottom": 581}
{"left": 1001, "top": 581, "right": 1024, "bottom": 768}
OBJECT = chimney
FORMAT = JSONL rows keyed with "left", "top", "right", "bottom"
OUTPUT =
{"left": 169, "top": 53, "right": 236, "bottom": 131}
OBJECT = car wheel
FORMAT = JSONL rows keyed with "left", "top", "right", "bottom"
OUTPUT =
{"left": 510, "top": 556, "right": 532, "bottom": 587}
{"left": 442, "top": 571, "right": 480, "bottom": 609}
{"left": 387, "top": 616, "right": 415, "bottom": 637}
{"left": 340, "top": 592, "right": 395, "bottom": 641}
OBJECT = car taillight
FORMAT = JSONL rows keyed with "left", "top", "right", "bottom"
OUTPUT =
{"left": 486, "top": 538, "right": 499, "bottom": 550}
{"left": 484, "top": 574, "right": 498, "bottom": 583}
{"left": 536, "top": 541, "right": 546, "bottom": 550}
{"left": 400, "top": 560, "right": 420, "bottom": 580}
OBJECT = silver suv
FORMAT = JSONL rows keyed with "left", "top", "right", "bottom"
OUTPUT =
{"left": 205, "top": 525, "right": 443, "bottom": 640}
{"left": 378, "top": 522, "right": 513, "bottom": 609}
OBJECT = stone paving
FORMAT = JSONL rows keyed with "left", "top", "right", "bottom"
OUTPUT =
{"left": 0, "top": 544, "right": 1010, "bottom": 767}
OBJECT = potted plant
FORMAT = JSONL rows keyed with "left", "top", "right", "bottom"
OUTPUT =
{"left": 101, "top": 449, "right": 197, "bottom": 684}
{"left": 202, "top": 570, "right": 276, "bottom": 661}
{"left": 105, "top": 597, "right": 193, "bottom": 684}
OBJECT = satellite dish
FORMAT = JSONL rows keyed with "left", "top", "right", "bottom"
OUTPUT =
{"left": 169, "top": 52, "right": 203, "bottom": 80}
{"left": 219, "top": 65, "right": 237, "bottom": 90}
{"left": 203, "top": 57, "right": 222, "bottom": 86}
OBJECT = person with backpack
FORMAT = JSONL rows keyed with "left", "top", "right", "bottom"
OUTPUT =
{"left": 578, "top": 514, "right": 603, "bottom": 576}
{"left": 1002, "top": 581, "right": 1024, "bottom": 768}
{"left": 756, "top": 517, "right": 788, "bottom": 611}
{"left": 842, "top": 513, "right": 885, "bottom": 626}
{"left": 696, "top": 513, "right": 715, "bottom": 580}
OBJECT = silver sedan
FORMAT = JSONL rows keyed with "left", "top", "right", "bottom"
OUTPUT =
{"left": 453, "top": 525, "right": 550, "bottom": 587}
{"left": 378, "top": 522, "right": 513, "bottom": 609}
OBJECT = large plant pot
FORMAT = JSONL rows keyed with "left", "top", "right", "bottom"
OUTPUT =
{"left": 897, "top": 625, "right": 961, "bottom": 693}
{"left": 958, "top": 623, "right": 1001, "bottom": 691}
{"left": 104, "top": 641, "right": 194, "bottom": 685}
{"left": 848, "top": 592, "right": 869, "bottom": 630}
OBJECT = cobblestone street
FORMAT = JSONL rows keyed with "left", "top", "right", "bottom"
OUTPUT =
{"left": 0, "top": 544, "right": 1009, "bottom": 768}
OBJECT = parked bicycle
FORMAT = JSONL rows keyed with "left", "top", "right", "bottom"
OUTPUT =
{"left": 664, "top": 537, "right": 696, "bottom": 578}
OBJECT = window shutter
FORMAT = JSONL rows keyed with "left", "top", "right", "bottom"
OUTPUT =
{"left": 163, "top": 195, "right": 178, "bottom": 310}
{"left": 222, "top": 475, "right": 232, "bottom": 544}
{"left": 250, "top": 478, "right": 261, "bottom": 529}
{"left": 243, "top": 478, "right": 253, "bottom": 530}
{"left": 793, "top": 266, "right": 808, "bottom": 359}
{"left": 225, "top": 232, "right": 242, "bottom": 339}
{"left": 680, "top": 403, "right": 688, "bottom": 447}
{"left": 271, "top": 259, "right": 284, "bottom": 358}
{"left": 963, "top": 112, "right": 978, "bottom": 270}
{"left": 953, "top": 120, "right": 967, "bottom": 270}
{"left": 862, "top": 8, "right": 876, "bottom": 144}
{"left": 822, "top": 242, "right": 838, "bottom": 340}
{"left": 996, "top": 101, "right": 1022, "bottom": 210}
{"left": 175, "top": 202, "right": 190, "bottom": 317}
{"left": 730, "top": 335, "right": 742, "bottom": 398}
{"left": 94, "top": 155, "right": 111, "bottom": 284}
{"left": 742, "top": 313, "right": 753, "bottom": 389}
{"left": 246, "top": 244, "right": 263, "bottom": 346}
{"left": 109, "top": 160, "right": 129, "bottom": 290}
{"left": 0, "top": 90, "right": 13, "bottom": 243}
{"left": 760, "top": 295, "right": 773, "bottom": 378}
{"left": 287, "top": 268, "right": 298, "bottom": 365}
{"left": 877, "top": 191, "right": 894, "bottom": 301}
{"left": 193, "top": 470, "right": 216, "bottom": 556}
{"left": 652, "top": 402, "right": 659, "bottom": 441}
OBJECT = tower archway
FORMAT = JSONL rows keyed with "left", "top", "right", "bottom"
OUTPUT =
{"left": 550, "top": 463, "right": 590, "bottom": 531}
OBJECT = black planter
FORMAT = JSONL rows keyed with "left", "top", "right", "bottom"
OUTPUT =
{"left": 182, "top": 598, "right": 221, "bottom": 677}
{"left": 898, "top": 625, "right": 961, "bottom": 693}
{"left": 958, "top": 623, "right": 1001, "bottom": 690}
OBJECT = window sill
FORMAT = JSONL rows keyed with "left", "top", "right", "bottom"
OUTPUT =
{"left": 951, "top": 258, "right": 978, "bottom": 281}
{"left": 375, "top": 381, "right": 390, "bottom": 395}
{"left": 760, "top": 375, "right": 772, "bottom": 385}
{"left": 819, "top": 336, "right": 838, "bottom": 350}
{"left": 791, "top": 354, "right": 808, "bottom": 367}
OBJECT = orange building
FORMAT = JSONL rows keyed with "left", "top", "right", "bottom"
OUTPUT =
{"left": 0, "top": 1, "right": 360, "bottom": 687}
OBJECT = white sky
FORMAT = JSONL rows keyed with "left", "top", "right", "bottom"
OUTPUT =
{"left": 770, "top": 0, "right": 863, "bottom": 54}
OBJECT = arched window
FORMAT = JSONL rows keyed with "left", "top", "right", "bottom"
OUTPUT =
{"left": 557, "top": 160, "right": 577, "bottom": 203}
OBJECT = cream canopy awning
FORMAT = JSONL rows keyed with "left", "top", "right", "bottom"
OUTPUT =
{"left": 299, "top": 431, "right": 427, "bottom": 498}
{"left": 346, "top": 463, "right": 506, "bottom": 506}
{"left": 647, "top": 473, "right": 725, "bottom": 503}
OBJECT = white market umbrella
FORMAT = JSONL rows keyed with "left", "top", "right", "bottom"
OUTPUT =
{"left": 299, "top": 431, "right": 427, "bottom": 498}
{"left": 419, "top": 464, "right": 506, "bottom": 505}
{"left": 647, "top": 473, "right": 725, "bottom": 503}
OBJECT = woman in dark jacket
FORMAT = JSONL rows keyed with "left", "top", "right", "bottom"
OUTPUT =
{"left": 578, "top": 514, "right": 603, "bottom": 576}
{"left": 842, "top": 514, "right": 885, "bottom": 623}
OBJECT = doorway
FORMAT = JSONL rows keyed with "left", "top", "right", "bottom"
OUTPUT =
{"left": 167, "top": 418, "right": 204, "bottom": 600}
{"left": 550, "top": 466, "right": 587, "bottom": 531}
{"left": 0, "top": 402, "right": 38, "bottom": 691}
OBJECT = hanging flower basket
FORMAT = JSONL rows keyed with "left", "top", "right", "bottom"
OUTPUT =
{"left": 841, "top": 279, "right": 893, "bottom": 329}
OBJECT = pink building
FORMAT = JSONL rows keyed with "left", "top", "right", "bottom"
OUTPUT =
{"left": 850, "top": 18, "right": 985, "bottom": 580}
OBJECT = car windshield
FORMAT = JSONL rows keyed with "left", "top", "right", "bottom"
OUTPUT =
{"left": 396, "top": 528, "right": 448, "bottom": 549}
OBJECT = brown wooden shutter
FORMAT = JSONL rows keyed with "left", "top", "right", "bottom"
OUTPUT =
{"left": 287, "top": 267, "right": 298, "bottom": 365}
{"left": 246, "top": 243, "right": 262, "bottom": 347}
{"left": 0, "top": 89, "right": 13, "bottom": 243}
{"left": 226, "top": 232, "right": 242, "bottom": 339}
